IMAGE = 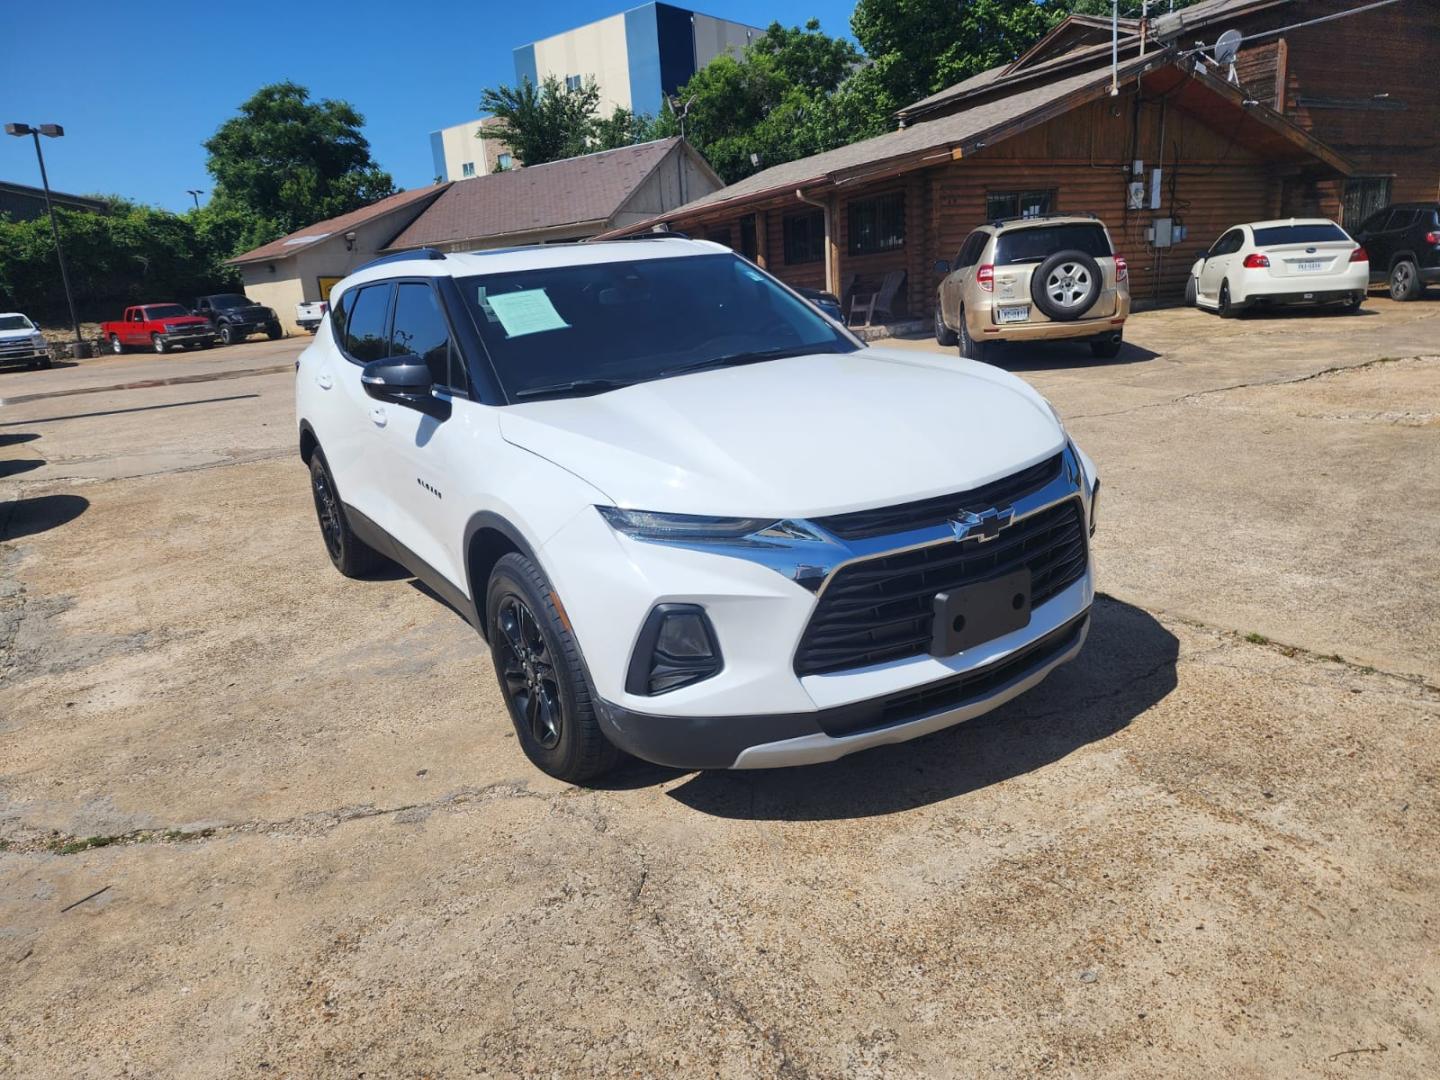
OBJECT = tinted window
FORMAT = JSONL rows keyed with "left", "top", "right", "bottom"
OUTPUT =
{"left": 957, "top": 231, "right": 986, "bottom": 268}
{"left": 994, "top": 224, "right": 1111, "bottom": 265}
{"left": 1209, "top": 230, "right": 1244, "bottom": 257}
{"left": 1383, "top": 209, "right": 1416, "bottom": 231}
{"left": 331, "top": 287, "right": 357, "bottom": 345}
{"left": 145, "top": 304, "right": 190, "bottom": 319}
{"left": 344, "top": 283, "right": 393, "bottom": 363}
{"left": 390, "top": 283, "right": 454, "bottom": 387}
{"left": 1252, "top": 223, "right": 1349, "bottom": 245}
{"left": 457, "top": 253, "right": 856, "bottom": 401}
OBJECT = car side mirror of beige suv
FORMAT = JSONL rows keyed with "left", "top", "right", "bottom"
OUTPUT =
{"left": 933, "top": 259, "right": 951, "bottom": 275}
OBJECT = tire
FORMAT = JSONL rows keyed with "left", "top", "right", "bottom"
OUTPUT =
{"left": 1184, "top": 275, "right": 1198, "bottom": 307}
{"left": 1090, "top": 332, "right": 1122, "bottom": 359}
{"left": 36, "top": 356, "right": 53, "bottom": 370}
{"left": 958, "top": 309, "right": 989, "bottom": 363}
{"left": 219, "top": 324, "right": 236, "bottom": 346}
{"left": 934, "top": 304, "right": 958, "bottom": 347}
{"left": 266, "top": 322, "right": 283, "bottom": 341}
{"left": 309, "top": 450, "right": 387, "bottom": 578}
{"left": 1218, "top": 281, "right": 1241, "bottom": 319}
{"left": 486, "top": 552, "right": 622, "bottom": 783}
{"left": 1389, "top": 259, "right": 1421, "bottom": 301}
{"left": 1338, "top": 293, "right": 1364, "bottom": 315}
{"left": 152, "top": 334, "right": 168, "bottom": 354}
{"left": 199, "top": 339, "right": 215, "bottom": 349}
{"left": 109, "top": 334, "right": 124, "bottom": 355}
{"left": 1031, "top": 249, "right": 1102, "bottom": 321}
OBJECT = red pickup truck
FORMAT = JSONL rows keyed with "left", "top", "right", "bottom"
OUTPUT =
{"left": 101, "top": 304, "right": 217, "bottom": 354}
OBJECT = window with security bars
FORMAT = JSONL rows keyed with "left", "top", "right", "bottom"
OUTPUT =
{"left": 1342, "top": 177, "right": 1392, "bottom": 231}
{"left": 783, "top": 210, "right": 825, "bottom": 264}
{"left": 847, "top": 192, "right": 905, "bottom": 255}
{"left": 986, "top": 190, "right": 1055, "bottom": 221}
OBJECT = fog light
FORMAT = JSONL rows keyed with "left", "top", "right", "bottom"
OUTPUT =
{"left": 625, "top": 604, "right": 723, "bottom": 695}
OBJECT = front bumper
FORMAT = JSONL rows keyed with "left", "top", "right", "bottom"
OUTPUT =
{"left": 161, "top": 328, "right": 217, "bottom": 343}
{"left": 598, "top": 609, "right": 1089, "bottom": 769}
{"left": 0, "top": 345, "right": 50, "bottom": 364}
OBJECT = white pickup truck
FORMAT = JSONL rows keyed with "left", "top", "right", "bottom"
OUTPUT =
{"left": 0, "top": 312, "right": 53, "bottom": 370}
{"left": 295, "top": 300, "right": 329, "bottom": 333}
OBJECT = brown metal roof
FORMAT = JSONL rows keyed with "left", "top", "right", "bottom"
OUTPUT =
{"left": 227, "top": 184, "right": 451, "bottom": 265}
{"left": 384, "top": 138, "right": 687, "bottom": 250}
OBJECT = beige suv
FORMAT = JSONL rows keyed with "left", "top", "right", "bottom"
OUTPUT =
{"left": 934, "top": 214, "right": 1130, "bottom": 361}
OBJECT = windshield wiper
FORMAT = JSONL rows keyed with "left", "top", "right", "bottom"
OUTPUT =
{"left": 512, "top": 377, "right": 635, "bottom": 402}
{"left": 657, "top": 345, "right": 837, "bottom": 380}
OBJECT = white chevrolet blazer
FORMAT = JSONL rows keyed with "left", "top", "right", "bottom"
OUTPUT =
{"left": 295, "top": 238, "right": 1100, "bottom": 782}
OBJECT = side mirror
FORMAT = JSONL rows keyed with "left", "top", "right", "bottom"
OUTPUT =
{"left": 933, "top": 259, "right": 951, "bottom": 274}
{"left": 361, "top": 356, "right": 449, "bottom": 419}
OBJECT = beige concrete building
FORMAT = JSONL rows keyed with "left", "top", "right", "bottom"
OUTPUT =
{"left": 227, "top": 185, "right": 449, "bottom": 335}
{"left": 428, "top": 116, "right": 514, "bottom": 184}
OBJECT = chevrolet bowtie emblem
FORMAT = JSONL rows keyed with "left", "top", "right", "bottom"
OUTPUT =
{"left": 950, "top": 506, "right": 1014, "bottom": 543}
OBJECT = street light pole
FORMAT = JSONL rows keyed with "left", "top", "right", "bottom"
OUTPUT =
{"left": 186, "top": 188, "right": 204, "bottom": 209}
{"left": 5, "top": 122, "right": 84, "bottom": 357}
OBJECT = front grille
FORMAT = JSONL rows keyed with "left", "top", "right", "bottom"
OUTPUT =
{"left": 794, "top": 498, "right": 1088, "bottom": 676}
{"left": 0, "top": 341, "right": 41, "bottom": 356}
{"left": 816, "top": 613, "right": 1088, "bottom": 737}
{"left": 813, "top": 453, "right": 1063, "bottom": 541}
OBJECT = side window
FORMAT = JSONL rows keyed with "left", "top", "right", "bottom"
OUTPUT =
{"left": 1213, "top": 229, "right": 1243, "bottom": 256}
{"left": 389, "top": 282, "right": 455, "bottom": 388}
{"left": 330, "top": 287, "right": 356, "bottom": 345}
{"left": 344, "top": 283, "right": 394, "bottom": 364}
{"left": 1384, "top": 209, "right": 1416, "bottom": 231}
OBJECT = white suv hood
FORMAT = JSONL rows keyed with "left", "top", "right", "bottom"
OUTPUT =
{"left": 498, "top": 347, "right": 1066, "bottom": 519}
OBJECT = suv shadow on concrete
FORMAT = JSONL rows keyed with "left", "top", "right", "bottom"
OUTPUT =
{"left": 647, "top": 595, "right": 1177, "bottom": 821}
{"left": 993, "top": 339, "right": 1160, "bottom": 371}
{"left": 0, "top": 493, "right": 89, "bottom": 542}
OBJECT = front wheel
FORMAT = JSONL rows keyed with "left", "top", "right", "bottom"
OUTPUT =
{"left": 152, "top": 334, "right": 168, "bottom": 354}
{"left": 109, "top": 334, "right": 124, "bottom": 355}
{"left": 266, "top": 321, "right": 283, "bottom": 340}
{"left": 1184, "top": 275, "right": 1198, "bottom": 307}
{"left": 487, "top": 552, "right": 621, "bottom": 783}
{"left": 958, "top": 309, "right": 989, "bottom": 363}
{"left": 1389, "top": 259, "right": 1422, "bottom": 301}
{"left": 219, "top": 324, "right": 236, "bottom": 346}
{"left": 934, "top": 304, "right": 958, "bottom": 347}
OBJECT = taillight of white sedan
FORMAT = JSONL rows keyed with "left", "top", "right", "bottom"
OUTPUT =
{"left": 1186, "top": 218, "right": 1367, "bottom": 317}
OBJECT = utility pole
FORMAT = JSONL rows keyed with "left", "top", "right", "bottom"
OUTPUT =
{"left": 5, "top": 122, "right": 84, "bottom": 357}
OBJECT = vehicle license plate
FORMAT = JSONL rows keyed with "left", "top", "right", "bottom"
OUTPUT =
{"left": 930, "top": 567, "right": 1032, "bottom": 656}
{"left": 1296, "top": 260, "right": 1325, "bottom": 272}
{"left": 996, "top": 305, "right": 1030, "bottom": 323}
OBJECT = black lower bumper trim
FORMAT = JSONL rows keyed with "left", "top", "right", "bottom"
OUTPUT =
{"left": 1248, "top": 289, "right": 1360, "bottom": 306}
{"left": 595, "top": 611, "right": 1090, "bottom": 770}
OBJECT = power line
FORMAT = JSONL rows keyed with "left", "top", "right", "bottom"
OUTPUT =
{"left": 1177, "top": 0, "right": 1406, "bottom": 57}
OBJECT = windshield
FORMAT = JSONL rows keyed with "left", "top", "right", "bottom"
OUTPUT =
{"left": 208, "top": 294, "right": 254, "bottom": 309}
{"left": 457, "top": 252, "right": 857, "bottom": 401}
{"left": 146, "top": 304, "right": 190, "bottom": 319}
{"left": 994, "top": 223, "right": 1112, "bottom": 265}
{"left": 0, "top": 315, "right": 35, "bottom": 331}
{"left": 1252, "top": 223, "right": 1349, "bottom": 245}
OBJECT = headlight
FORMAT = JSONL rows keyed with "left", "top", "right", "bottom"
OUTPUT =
{"left": 31, "top": 333, "right": 46, "bottom": 347}
{"left": 597, "top": 506, "right": 778, "bottom": 542}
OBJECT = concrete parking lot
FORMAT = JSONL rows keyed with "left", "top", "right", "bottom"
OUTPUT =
{"left": 2, "top": 301, "right": 1437, "bottom": 1077}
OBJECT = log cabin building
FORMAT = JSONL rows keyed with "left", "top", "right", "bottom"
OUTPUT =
{"left": 604, "top": 0, "right": 1440, "bottom": 316}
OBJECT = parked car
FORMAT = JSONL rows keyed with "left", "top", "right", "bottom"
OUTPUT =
{"left": 0, "top": 312, "right": 53, "bottom": 370}
{"left": 1185, "top": 219, "right": 1367, "bottom": 316}
{"left": 1352, "top": 203, "right": 1440, "bottom": 300}
{"left": 296, "top": 239, "right": 1100, "bottom": 782}
{"left": 296, "top": 300, "right": 329, "bottom": 333}
{"left": 194, "top": 293, "right": 283, "bottom": 345}
{"left": 101, "top": 305, "right": 216, "bottom": 354}
{"left": 933, "top": 213, "right": 1129, "bottom": 362}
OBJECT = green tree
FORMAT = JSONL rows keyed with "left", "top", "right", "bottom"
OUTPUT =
{"left": 594, "top": 105, "right": 665, "bottom": 151}
{"left": 478, "top": 75, "right": 604, "bottom": 165}
{"left": 667, "top": 20, "right": 872, "bottom": 184}
{"left": 204, "top": 81, "right": 396, "bottom": 238}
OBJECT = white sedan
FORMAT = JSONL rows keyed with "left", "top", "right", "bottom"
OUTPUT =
{"left": 1186, "top": 218, "right": 1368, "bottom": 317}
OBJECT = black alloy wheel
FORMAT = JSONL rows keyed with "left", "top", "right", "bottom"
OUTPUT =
{"left": 495, "top": 595, "right": 563, "bottom": 751}
{"left": 308, "top": 451, "right": 386, "bottom": 577}
{"left": 1389, "top": 259, "right": 1420, "bottom": 301}
{"left": 1218, "top": 281, "right": 1240, "bottom": 319}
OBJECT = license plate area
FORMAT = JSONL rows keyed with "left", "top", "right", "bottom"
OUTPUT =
{"left": 996, "top": 305, "right": 1030, "bottom": 324}
{"left": 1295, "top": 260, "right": 1325, "bottom": 272}
{"left": 930, "top": 567, "right": 1032, "bottom": 656}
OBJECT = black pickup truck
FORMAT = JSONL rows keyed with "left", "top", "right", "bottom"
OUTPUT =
{"left": 194, "top": 293, "right": 284, "bottom": 345}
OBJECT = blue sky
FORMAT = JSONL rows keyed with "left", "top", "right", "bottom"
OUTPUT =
{"left": 1, "top": 0, "right": 855, "bottom": 215}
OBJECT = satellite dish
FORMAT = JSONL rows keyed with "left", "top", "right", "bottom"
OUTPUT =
{"left": 1214, "top": 29, "right": 1242, "bottom": 65}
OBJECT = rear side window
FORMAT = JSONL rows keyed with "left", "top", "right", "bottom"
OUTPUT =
{"left": 994, "top": 224, "right": 1111, "bottom": 265}
{"left": 1252, "top": 223, "right": 1349, "bottom": 245}
{"left": 344, "top": 283, "right": 394, "bottom": 363}
{"left": 331, "top": 288, "right": 356, "bottom": 344}
{"left": 390, "top": 282, "right": 465, "bottom": 391}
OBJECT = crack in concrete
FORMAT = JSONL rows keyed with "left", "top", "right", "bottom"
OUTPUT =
{"left": 1068, "top": 353, "right": 1428, "bottom": 422}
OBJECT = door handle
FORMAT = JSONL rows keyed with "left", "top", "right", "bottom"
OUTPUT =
{"left": 370, "top": 406, "right": 387, "bottom": 428}
{"left": 316, "top": 372, "right": 333, "bottom": 390}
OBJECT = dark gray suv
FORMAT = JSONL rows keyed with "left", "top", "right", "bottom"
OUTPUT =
{"left": 1353, "top": 204, "right": 1440, "bottom": 300}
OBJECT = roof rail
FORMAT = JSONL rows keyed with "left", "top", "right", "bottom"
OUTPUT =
{"left": 992, "top": 211, "right": 1099, "bottom": 228}
{"left": 353, "top": 247, "right": 447, "bottom": 272}
{"left": 590, "top": 230, "right": 692, "bottom": 243}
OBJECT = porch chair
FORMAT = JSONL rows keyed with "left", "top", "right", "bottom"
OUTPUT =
{"left": 848, "top": 270, "right": 907, "bottom": 326}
